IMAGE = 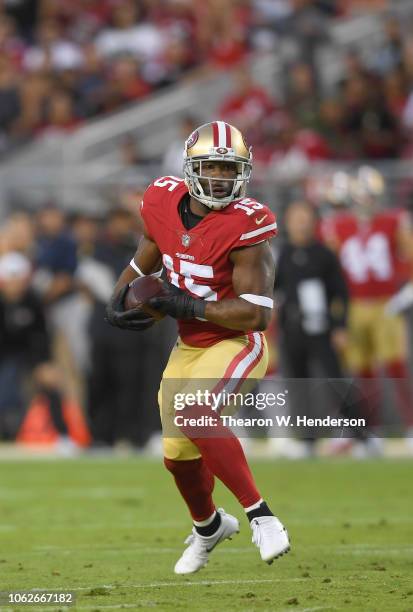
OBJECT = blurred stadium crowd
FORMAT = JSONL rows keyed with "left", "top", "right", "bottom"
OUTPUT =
{"left": 0, "top": 0, "right": 412, "bottom": 455}
{"left": 0, "top": 0, "right": 392, "bottom": 158}
{"left": 219, "top": 11, "right": 413, "bottom": 168}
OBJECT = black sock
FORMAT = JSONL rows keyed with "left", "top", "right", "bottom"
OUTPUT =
{"left": 194, "top": 511, "right": 222, "bottom": 536}
{"left": 246, "top": 501, "right": 274, "bottom": 523}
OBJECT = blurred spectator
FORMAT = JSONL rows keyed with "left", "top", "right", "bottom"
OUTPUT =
{"left": 103, "top": 55, "right": 151, "bottom": 113}
{"left": 342, "top": 49, "right": 373, "bottom": 83}
{"left": 370, "top": 15, "right": 404, "bottom": 76}
{"left": 285, "top": 0, "right": 330, "bottom": 68}
{"left": 0, "top": 211, "right": 35, "bottom": 256}
{"left": 275, "top": 200, "right": 368, "bottom": 455}
{"left": 71, "top": 212, "right": 101, "bottom": 260}
{"left": 0, "top": 13, "right": 26, "bottom": 68}
{"left": 0, "top": 56, "right": 20, "bottom": 152}
{"left": 252, "top": 0, "right": 293, "bottom": 28}
{"left": 198, "top": 0, "right": 249, "bottom": 69}
{"left": 161, "top": 114, "right": 199, "bottom": 177}
{"left": 285, "top": 62, "right": 319, "bottom": 130}
{"left": 383, "top": 68, "right": 408, "bottom": 122}
{"left": 266, "top": 113, "right": 331, "bottom": 182}
{"left": 34, "top": 204, "right": 77, "bottom": 303}
{"left": 74, "top": 43, "right": 106, "bottom": 117}
{"left": 154, "top": 32, "right": 196, "bottom": 87}
{"left": 250, "top": 0, "right": 292, "bottom": 51}
{"left": 219, "top": 65, "right": 278, "bottom": 144}
{"left": 402, "top": 36, "right": 413, "bottom": 83}
{"left": 87, "top": 209, "right": 162, "bottom": 449}
{"left": 4, "top": 0, "right": 38, "bottom": 39}
{"left": 95, "top": 1, "right": 165, "bottom": 63}
{"left": 37, "top": 89, "right": 82, "bottom": 138}
{"left": 0, "top": 251, "right": 75, "bottom": 452}
{"left": 38, "top": 0, "right": 112, "bottom": 44}
{"left": 317, "top": 97, "right": 351, "bottom": 159}
{"left": 12, "top": 70, "right": 52, "bottom": 145}
{"left": 23, "top": 18, "right": 83, "bottom": 72}
{"left": 341, "top": 75, "right": 400, "bottom": 159}
{"left": 93, "top": 208, "right": 137, "bottom": 276}
{"left": 277, "top": 200, "right": 349, "bottom": 355}
{"left": 33, "top": 205, "right": 83, "bottom": 402}
{"left": 207, "top": 12, "right": 248, "bottom": 68}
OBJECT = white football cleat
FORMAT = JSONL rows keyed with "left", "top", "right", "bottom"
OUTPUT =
{"left": 174, "top": 508, "right": 239, "bottom": 575}
{"left": 251, "top": 516, "right": 290, "bottom": 564}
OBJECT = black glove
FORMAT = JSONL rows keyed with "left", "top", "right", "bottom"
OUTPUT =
{"left": 148, "top": 281, "right": 206, "bottom": 320}
{"left": 105, "top": 285, "right": 155, "bottom": 331}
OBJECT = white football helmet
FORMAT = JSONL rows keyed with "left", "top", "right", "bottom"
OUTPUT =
{"left": 183, "top": 121, "right": 252, "bottom": 210}
{"left": 353, "top": 166, "right": 385, "bottom": 215}
{"left": 325, "top": 171, "right": 356, "bottom": 208}
{"left": 355, "top": 166, "right": 385, "bottom": 200}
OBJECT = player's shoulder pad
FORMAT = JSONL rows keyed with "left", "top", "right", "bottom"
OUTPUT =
{"left": 388, "top": 207, "right": 413, "bottom": 231}
{"left": 374, "top": 208, "right": 406, "bottom": 229}
{"left": 141, "top": 176, "right": 187, "bottom": 215}
{"left": 141, "top": 176, "right": 186, "bottom": 210}
{"left": 139, "top": 176, "right": 185, "bottom": 239}
{"left": 226, "top": 197, "right": 277, "bottom": 249}
{"left": 385, "top": 207, "right": 411, "bottom": 220}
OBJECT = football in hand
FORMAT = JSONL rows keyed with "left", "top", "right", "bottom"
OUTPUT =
{"left": 124, "top": 276, "right": 168, "bottom": 320}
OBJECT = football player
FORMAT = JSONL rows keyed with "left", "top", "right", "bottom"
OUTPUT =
{"left": 321, "top": 166, "right": 413, "bottom": 438}
{"left": 106, "top": 121, "right": 290, "bottom": 573}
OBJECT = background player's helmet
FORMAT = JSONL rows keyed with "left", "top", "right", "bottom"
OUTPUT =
{"left": 353, "top": 166, "right": 385, "bottom": 213}
{"left": 183, "top": 121, "right": 252, "bottom": 210}
{"left": 325, "top": 171, "right": 356, "bottom": 210}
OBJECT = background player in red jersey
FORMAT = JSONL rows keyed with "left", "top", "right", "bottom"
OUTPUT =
{"left": 106, "top": 121, "right": 290, "bottom": 574}
{"left": 321, "top": 167, "right": 413, "bottom": 442}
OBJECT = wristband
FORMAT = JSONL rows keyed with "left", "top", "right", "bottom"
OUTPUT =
{"left": 129, "top": 259, "right": 162, "bottom": 278}
{"left": 239, "top": 294, "right": 274, "bottom": 309}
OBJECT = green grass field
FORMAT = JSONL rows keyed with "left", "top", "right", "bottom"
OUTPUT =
{"left": 0, "top": 457, "right": 412, "bottom": 612}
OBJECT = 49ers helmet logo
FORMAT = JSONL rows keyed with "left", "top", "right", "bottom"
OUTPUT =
{"left": 186, "top": 131, "right": 199, "bottom": 149}
{"left": 216, "top": 147, "right": 228, "bottom": 154}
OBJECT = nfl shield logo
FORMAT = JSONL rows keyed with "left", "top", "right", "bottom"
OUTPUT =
{"left": 182, "top": 233, "right": 191, "bottom": 248}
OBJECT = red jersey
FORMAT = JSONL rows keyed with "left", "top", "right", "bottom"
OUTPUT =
{"left": 140, "top": 176, "right": 277, "bottom": 347}
{"left": 320, "top": 210, "right": 409, "bottom": 299}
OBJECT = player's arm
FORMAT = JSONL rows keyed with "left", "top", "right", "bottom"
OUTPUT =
{"left": 204, "top": 242, "right": 275, "bottom": 331}
{"left": 112, "top": 231, "right": 162, "bottom": 296}
{"left": 149, "top": 241, "right": 275, "bottom": 332}
{"left": 384, "top": 215, "right": 413, "bottom": 315}
{"left": 396, "top": 215, "right": 413, "bottom": 267}
{"left": 106, "top": 224, "right": 162, "bottom": 330}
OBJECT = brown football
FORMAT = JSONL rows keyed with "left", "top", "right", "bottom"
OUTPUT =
{"left": 124, "top": 276, "right": 167, "bottom": 320}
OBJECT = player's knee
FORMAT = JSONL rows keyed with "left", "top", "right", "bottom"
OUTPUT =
{"left": 164, "top": 456, "right": 202, "bottom": 474}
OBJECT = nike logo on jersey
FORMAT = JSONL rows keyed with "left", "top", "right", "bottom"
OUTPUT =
{"left": 255, "top": 215, "right": 268, "bottom": 225}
